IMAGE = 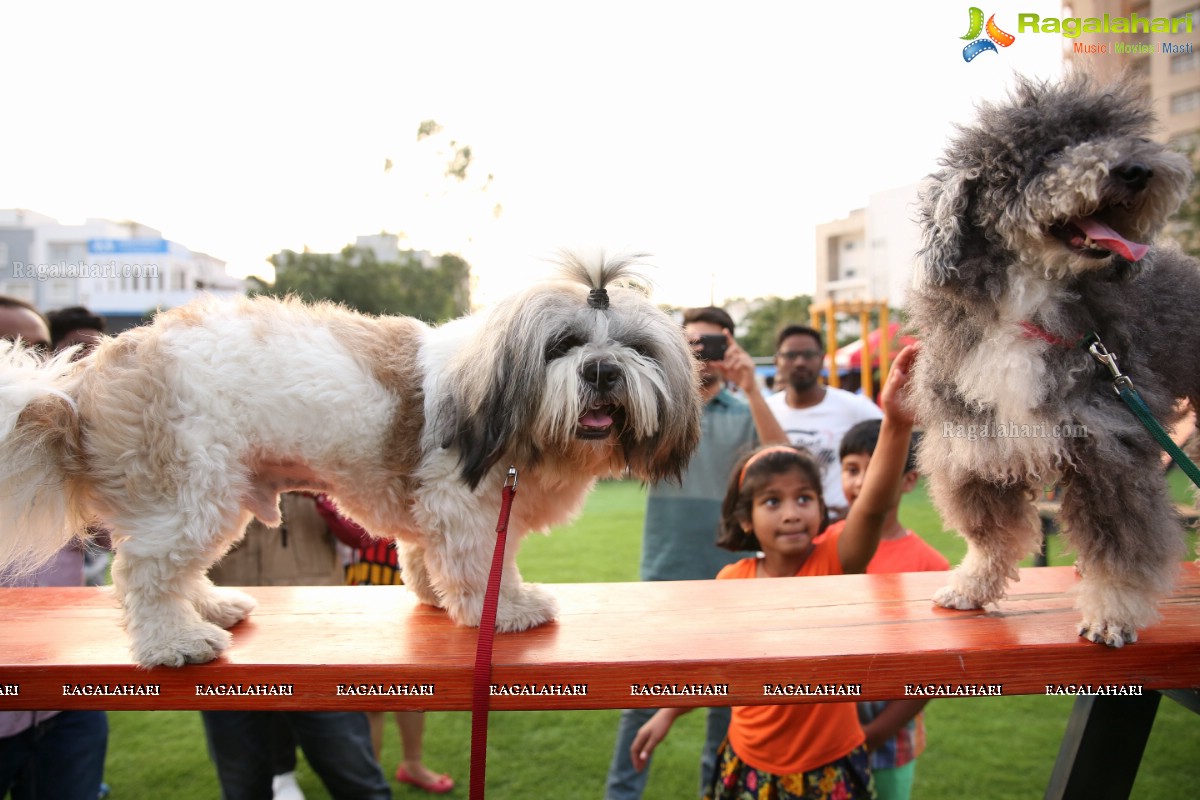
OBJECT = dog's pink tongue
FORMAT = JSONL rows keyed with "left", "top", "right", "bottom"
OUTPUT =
{"left": 1075, "top": 217, "right": 1150, "bottom": 261}
{"left": 580, "top": 409, "right": 613, "bottom": 428}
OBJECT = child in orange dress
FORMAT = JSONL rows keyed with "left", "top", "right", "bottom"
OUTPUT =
{"left": 630, "top": 345, "right": 918, "bottom": 800}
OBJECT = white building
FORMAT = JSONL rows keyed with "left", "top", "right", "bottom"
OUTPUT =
{"left": 351, "top": 232, "right": 435, "bottom": 268}
{"left": 0, "top": 210, "right": 243, "bottom": 331}
{"left": 1067, "top": 0, "right": 1200, "bottom": 147}
{"left": 813, "top": 183, "right": 923, "bottom": 308}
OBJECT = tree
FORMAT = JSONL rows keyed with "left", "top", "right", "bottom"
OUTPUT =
{"left": 247, "top": 247, "right": 471, "bottom": 323}
{"left": 732, "top": 296, "right": 814, "bottom": 358}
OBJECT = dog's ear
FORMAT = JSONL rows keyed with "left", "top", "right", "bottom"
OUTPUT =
{"left": 619, "top": 340, "right": 702, "bottom": 485}
{"left": 439, "top": 339, "right": 544, "bottom": 491}
{"left": 915, "top": 168, "right": 980, "bottom": 287}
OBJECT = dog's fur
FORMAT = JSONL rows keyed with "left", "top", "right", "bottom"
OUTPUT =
{"left": 908, "top": 73, "right": 1200, "bottom": 647}
{"left": 0, "top": 254, "right": 701, "bottom": 667}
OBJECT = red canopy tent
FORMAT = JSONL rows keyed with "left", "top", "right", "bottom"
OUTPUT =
{"left": 834, "top": 323, "right": 918, "bottom": 370}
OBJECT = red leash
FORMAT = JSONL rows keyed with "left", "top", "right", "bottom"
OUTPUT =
{"left": 470, "top": 466, "right": 518, "bottom": 800}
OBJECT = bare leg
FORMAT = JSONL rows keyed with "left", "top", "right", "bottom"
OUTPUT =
{"left": 395, "top": 712, "right": 453, "bottom": 790}
{"left": 366, "top": 711, "right": 385, "bottom": 760}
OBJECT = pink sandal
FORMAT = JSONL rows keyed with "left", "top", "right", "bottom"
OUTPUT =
{"left": 396, "top": 765, "right": 455, "bottom": 794}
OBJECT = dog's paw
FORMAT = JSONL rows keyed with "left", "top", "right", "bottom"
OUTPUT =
{"left": 1078, "top": 619, "right": 1138, "bottom": 648}
{"left": 195, "top": 587, "right": 258, "bottom": 629}
{"left": 932, "top": 584, "right": 985, "bottom": 611}
{"left": 402, "top": 579, "right": 444, "bottom": 609}
{"left": 132, "top": 621, "right": 232, "bottom": 668}
{"left": 495, "top": 583, "right": 558, "bottom": 632}
{"left": 1074, "top": 574, "right": 1158, "bottom": 647}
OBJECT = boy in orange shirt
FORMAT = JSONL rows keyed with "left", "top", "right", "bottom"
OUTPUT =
{"left": 821, "top": 420, "right": 949, "bottom": 800}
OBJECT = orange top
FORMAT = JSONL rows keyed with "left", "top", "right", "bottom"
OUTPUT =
{"left": 716, "top": 531, "right": 865, "bottom": 775}
{"left": 817, "top": 521, "right": 950, "bottom": 574}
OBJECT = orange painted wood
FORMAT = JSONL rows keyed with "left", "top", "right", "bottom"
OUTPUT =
{"left": 1, "top": 565, "right": 1197, "bottom": 711}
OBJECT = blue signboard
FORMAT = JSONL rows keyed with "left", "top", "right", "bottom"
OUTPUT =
{"left": 87, "top": 238, "right": 170, "bottom": 254}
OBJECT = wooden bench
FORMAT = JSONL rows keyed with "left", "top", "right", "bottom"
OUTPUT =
{"left": 3, "top": 566, "right": 1197, "bottom": 797}
{"left": 2, "top": 565, "right": 1197, "bottom": 710}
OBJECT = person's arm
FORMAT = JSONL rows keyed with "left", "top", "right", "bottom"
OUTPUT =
{"left": 860, "top": 698, "right": 931, "bottom": 751}
{"left": 838, "top": 345, "right": 918, "bottom": 574}
{"left": 715, "top": 333, "right": 788, "bottom": 445}
{"left": 630, "top": 707, "right": 692, "bottom": 771}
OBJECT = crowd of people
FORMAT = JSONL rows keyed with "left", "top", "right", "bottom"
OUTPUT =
{"left": 1, "top": 295, "right": 943, "bottom": 800}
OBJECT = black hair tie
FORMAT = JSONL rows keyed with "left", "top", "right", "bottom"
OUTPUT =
{"left": 587, "top": 288, "right": 609, "bottom": 310}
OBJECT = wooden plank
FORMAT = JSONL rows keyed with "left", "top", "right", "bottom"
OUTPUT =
{"left": 1, "top": 565, "right": 1198, "bottom": 711}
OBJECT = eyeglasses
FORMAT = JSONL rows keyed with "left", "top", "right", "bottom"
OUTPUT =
{"left": 777, "top": 349, "right": 822, "bottom": 362}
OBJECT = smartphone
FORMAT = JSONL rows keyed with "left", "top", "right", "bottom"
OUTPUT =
{"left": 696, "top": 333, "right": 728, "bottom": 361}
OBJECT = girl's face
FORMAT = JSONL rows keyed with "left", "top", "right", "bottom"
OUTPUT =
{"left": 744, "top": 468, "right": 823, "bottom": 556}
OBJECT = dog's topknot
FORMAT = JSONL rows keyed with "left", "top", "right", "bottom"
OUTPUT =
{"left": 553, "top": 250, "right": 652, "bottom": 301}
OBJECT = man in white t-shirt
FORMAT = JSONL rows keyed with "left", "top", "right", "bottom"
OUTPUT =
{"left": 766, "top": 324, "right": 883, "bottom": 520}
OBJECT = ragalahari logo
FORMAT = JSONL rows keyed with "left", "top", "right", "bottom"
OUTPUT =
{"left": 962, "top": 7, "right": 1016, "bottom": 61}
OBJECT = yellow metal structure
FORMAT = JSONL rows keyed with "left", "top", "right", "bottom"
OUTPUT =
{"left": 808, "top": 299, "right": 892, "bottom": 398}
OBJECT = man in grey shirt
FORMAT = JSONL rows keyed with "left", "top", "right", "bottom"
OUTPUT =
{"left": 604, "top": 306, "right": 785, "bottom": 799}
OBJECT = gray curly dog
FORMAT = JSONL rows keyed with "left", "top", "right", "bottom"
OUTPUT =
{"left": 907, "top": 72, "right": 1198, "bottom": 647}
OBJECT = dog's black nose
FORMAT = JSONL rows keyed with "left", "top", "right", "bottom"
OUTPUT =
{"left": 583, "top": 362, "right": 620, "bottom": 393}
{"left": 1114, "top": 162, "right": 1153, "bottom": 191}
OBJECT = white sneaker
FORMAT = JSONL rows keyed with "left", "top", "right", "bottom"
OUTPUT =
{"left": 272, "top": 771, "right": 306, "bottom": 800}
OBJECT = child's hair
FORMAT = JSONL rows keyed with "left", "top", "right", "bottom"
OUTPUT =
{"left": 839, "top": 420, "right": 922, "bottom": 473}
{"left": 717, "top": 445, "right": 828, "bottom": 551}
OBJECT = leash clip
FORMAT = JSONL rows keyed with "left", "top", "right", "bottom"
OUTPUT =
{"left": 504, "top": 465, "right": 518, "bottom": 490}
{"left": 1087, "top": 336, "right": 1134, "bottom": 395}
{"left": 1084, "top": 334, "right": 1200, "bottom": 491}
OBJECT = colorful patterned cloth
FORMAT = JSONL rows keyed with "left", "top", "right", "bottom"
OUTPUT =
{"left": 704, "top": 742, "right": 876, "bottom": 800}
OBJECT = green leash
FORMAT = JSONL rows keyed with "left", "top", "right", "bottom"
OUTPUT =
{"left": 1085, "top": 332, "right": 1200, "bottom": 488}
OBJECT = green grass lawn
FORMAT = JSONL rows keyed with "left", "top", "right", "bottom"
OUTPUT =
{"left": 104, "top": 477, "right": 1199, "bottom": 799}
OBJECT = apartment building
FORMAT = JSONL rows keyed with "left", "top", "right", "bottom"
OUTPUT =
{"left": 0, "top": 210, "right": 243, "bottom": 332}
{"left": 1065, "top": 0, "right": 1200, "bottom": 144}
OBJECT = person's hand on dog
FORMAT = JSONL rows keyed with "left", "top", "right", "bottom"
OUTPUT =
{"left": 879, "top": 342, "right": 919, "bottom": 429}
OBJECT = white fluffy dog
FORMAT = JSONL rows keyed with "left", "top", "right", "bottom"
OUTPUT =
{"left": 0, "top": 255, "right": 700, "bottom": 667}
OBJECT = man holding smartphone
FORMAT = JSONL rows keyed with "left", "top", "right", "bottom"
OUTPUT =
{"left": 604, "top": 306, "right": 786, "bottom": 800}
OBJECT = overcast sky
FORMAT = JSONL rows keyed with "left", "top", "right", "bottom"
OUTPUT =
{"left": 3, "top": 1, "right": 1087, "bottom": 306}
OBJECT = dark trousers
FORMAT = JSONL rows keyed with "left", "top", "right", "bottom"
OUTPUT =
{"left": 201, "top": 711, "right": 390, "bottom": 800}
{"left": 0, "top": 711, "right": 108, "bottom": 800}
